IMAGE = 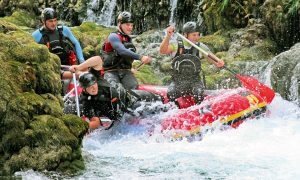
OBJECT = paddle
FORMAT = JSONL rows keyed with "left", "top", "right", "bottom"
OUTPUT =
{"left": 135, "top": 62, "right": 144, "bottom": 71}
{"left": 176, "top": 33, "right": 275, "bottom": 104}
{"left": 72, "top": 73, "right": 80, "bottom": 117}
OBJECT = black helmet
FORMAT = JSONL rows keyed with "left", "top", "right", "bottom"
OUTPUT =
{"left": 79, "top": 73, "right": 97, "bottom": 88}
{"left": 117, "top": 11, "right": 134, "bottom": 24}
{"left": 41, "top": 8, "right": 57, "bottom": 22}
{"left": 182, "top": 21, "right": 199, "bottom": 34}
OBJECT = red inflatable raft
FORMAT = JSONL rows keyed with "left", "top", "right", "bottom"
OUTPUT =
{"left": 138, "top": 74, "right": 275, "bottom": 140}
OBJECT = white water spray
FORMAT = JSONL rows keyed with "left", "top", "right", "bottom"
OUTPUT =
{"left": 16, "top": 94, "right": 300, "bottom": 179}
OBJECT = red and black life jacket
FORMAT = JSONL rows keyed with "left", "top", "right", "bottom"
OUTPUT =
{"left": 39, "top": 25, "right": 77, "bottom": 65}
{"left": 102, "top": 31, "right": 137, "bottom": 70}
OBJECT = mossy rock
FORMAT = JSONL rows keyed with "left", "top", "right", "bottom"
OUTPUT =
{"left": 62, "top": 114, "right": 89, "bottom": 139}
{"left": 71, "top": 21, "right": 115, "bottom": 57}
{"left": 133, "top": 62, "right": 163, "bottom": 85}
{"left": 200, "top": 31, "right": 230, "bottom": 52}
{"left": 1, "top": 10, "right": 38, "bottom": 28}
{"left": 2, "top": 112, "right": 87, "bottom": 174}
{"left": 0, "top": 17, "right": 88, "bottom": 175}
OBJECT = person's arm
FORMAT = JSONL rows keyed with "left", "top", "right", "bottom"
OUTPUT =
{"left": 63, "top": 26, "right": 85, "bottom": 63}
{"left": 200, "top": 43, "right": 224, "bottom": 68}
{"left": 32, "top": 29, "right": 43, "bottom": 43}
{"left": 108, "top": 33, "right": 141, "bottom": 60}
{"left": 69, "top": 56, "right": 102, "bottom": 73}
{"left": 88, "top": 117, "right": 101, "bottom": 130}
{"left": 109, "top": 33, "right": 151, "bottom": 64}
{"left": 159, "top": 26, "right": 175, "bottom": 55}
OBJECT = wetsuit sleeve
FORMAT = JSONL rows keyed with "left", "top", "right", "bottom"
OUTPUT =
{"left": 32, "top": 29, "right": 43, "bottom": 43}
{"left": 108, "top": 33, "right": 142, "bottom": 60}
{"left": 62, "top": 26, "right": 85, "bottom": 63}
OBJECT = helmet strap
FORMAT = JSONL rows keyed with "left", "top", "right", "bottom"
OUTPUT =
{"left": 118, "top": 24, "right": 127, "bottom": 35}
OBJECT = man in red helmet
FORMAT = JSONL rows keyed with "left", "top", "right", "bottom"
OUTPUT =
{"left": 102, "top": 11, "right": 152, "bottom": 90}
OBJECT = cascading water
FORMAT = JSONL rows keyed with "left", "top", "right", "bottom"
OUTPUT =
{"left": 169, "top": 0, "right": 178, "bottom": 24}
{"left": 85, "top": 0, "right": 117, "bottom": 26}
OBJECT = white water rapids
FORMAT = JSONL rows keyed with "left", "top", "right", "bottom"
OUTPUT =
{"left": 16, "top": 93, "right": 300, "bottom": 179}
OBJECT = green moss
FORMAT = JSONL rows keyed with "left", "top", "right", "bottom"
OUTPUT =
{"left": 40, "top": 94, "right": 63, "bottom": 117}
{"left": 200, "top": 31, "right": 230, "bottom": 52}
{"left": 1, "top": 93, "right": 65, "bottom": 154}
{"left": 134, "top": 62, "right": 163, "bottom": 85}
{"left": 29, "top": 115, "right": 78, "bottom": 148}
{"left": 82, "top": 45, "right": 96, "bottom": 58}
{"left": 203, "top": 1, "right": 233, "bottom": 33}
{"left": 62, "top": 114, "right": 89, "bottom": 139}
{"left": 1, "top": 10, "right": 38, "bottom": 28}
{"left": 34, "top": 55, "right": 61, "bottom": 95}
{"left": 286, "top": 0, "right": 300, "bottom": 16}
{"left": 1, "top": 113, "right": 26, "bottom": 153}
{"left": 71, "top": 22, "right": 115, "bottom": 57}
{"left": 12, "top": 43, "right": 50, "bottom": 64}
{"left": 2, "top": 113, "right": 86, "bottom": 173}
{"left": 232, "top": 39, "right": 276, "bottom": 62}
{"left": 0, "top": 18, "right": 86, "bottom": 175}
{"left": 0, "top": 19, "right": 21, "bottom": 34}
{"left": 4, "top": 145, "right": 77, "bottom": 174}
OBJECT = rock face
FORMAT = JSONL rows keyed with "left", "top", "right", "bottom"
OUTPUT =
{"left": 0, "top": 18, "right": 88, "bottom": 175}
{"left": 269, "top": 43, "right": 300, "bottom": 105}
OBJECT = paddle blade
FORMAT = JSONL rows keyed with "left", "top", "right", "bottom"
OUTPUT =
{"left": 236, "top": 74, "right": 275, "bottom": 104}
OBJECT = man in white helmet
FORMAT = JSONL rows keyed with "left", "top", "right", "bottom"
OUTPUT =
{"left": 160, "top": 22, "right": 224, "bottom": 105}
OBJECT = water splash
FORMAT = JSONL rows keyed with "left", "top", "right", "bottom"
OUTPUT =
{"left": 16, "top": 94, "right": 300, "bottom": 179}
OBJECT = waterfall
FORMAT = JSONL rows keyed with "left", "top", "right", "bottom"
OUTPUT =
{"left": 169, "top": 0, "right": 178, "bottom": 24}
{"left": 86, "top": 0, "right": 117, "bottom": 26}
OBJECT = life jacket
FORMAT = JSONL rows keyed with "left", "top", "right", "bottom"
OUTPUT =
{"left": 80, "top": 79, "right": 131, "bottom": 120}
{"left": 171, "top": 39, "right": 202, "bottom": 79}
{"left": 39, "top": 25, "right": 77, "bottom": 65}
{"left": 102, "top": 31, "right": 137, "bottom": 70}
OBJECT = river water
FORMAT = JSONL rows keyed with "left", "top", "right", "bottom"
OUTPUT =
{"left": 17, "top": 94, "right": 300, "bottom": 179}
